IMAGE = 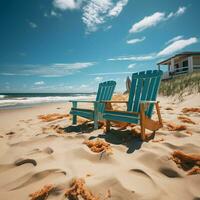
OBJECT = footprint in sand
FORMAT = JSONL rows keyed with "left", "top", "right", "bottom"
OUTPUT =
{"left": 43, "top": 147, "right": 54, "bottom": 154}
{"left": 159, "top": 167, "right": 182, "bottom": 178}
{"left": 27, "top": 147, "right": 54, "bottom": 155}
{"left": 14, "top": 158, "right": 37, "bottom": 166}
{"left": 6, "top": 131, "right": 15, "bottom": 136}
{"left": 193, "top": 197, "right": 200, "bottom": 200}
{"left": 0, "top": 159, "right": 37, "bottom": 173}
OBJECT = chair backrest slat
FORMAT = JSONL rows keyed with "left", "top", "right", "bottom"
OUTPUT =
{"left": 127, "top": 70, "right": 163, "bottom": 118}
{"left": 146, "top": 73, "right": 162, "bottom": 117}
{"left": 96, "top": 81, "right": 116, "bottom": 113}
{"left": 127, "top": 73, "right": 137, "bottom": 111}
{"left": 140, "top": 70, "right": 152, "bottom": 101}
{"left": 132, "top": 72, "right": 143, "bottom": 112}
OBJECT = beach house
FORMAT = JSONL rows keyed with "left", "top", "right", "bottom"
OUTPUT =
{"left": 157, "top": 52, "right": 200, "bottom": 80}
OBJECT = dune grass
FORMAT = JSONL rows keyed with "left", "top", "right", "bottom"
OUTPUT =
{"left": 159, "top": 72, "right": 200, "bottom": 99}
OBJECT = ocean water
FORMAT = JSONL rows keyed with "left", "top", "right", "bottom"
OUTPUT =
{"left": 0, "top": 93, "right": 96, "bottom": 109}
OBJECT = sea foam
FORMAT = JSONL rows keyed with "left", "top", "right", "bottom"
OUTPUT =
{"left": 0, "top": 95, "right": 95, "bottom": 108}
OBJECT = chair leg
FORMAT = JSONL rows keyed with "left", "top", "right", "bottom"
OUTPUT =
{"left": 106, "top": 120, "right": 110, "bottom": 132}
{"left": 72, "top": 102, "right": 77, "bottom": 125}
{"left": 94, "top": 119, "right": 98, "bottom": 130}
{"left": 140, "top": 103, "right": 146, "bottom": 141}
{"left": 155, "top": 102, "right": 163, "bottom": 127}
{"left": 140, "top": 122, "right": 146, "bottom": 141}
{"left": 72, "top": 115, "right": 77, "bottom": 125}
{"left": 94, "top": 102, "right": 99, "bottom": 130}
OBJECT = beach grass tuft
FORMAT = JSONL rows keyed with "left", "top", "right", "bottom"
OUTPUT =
{"left": 159, "top": 72, "right": 200, "bottom": 99}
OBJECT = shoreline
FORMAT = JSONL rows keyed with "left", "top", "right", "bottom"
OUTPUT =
{"left": 0, "top": 101, "right": 69, "bottom": 111}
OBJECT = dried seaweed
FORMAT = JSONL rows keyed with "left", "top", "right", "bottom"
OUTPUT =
{"left": 38, "top": 113, "right": 69, "bottom": 122}
{"left": 83, "top": 139, "right": 112, "bottom": 154}
{"left": 178, "top": 116, "right": 195, "bottom": 124}
{"left": 186, "top": 130, "right": 193, "bottom": 135}
{"left": 166, "top": 122, "right": 187, "bottom": 131}
{"left": 50, "top": 124, "right": 64, "bottom": 134}
{"left": 65, "top": 178, "right": 99, "bottom": 200}
{"left": 29, "top": 184, "right": 54, "bottom": 200}
{"left": 182, "top": 107, "right": 200, "bottom": 113}
{"left": 187, "top": 167, "right": 200, "bottom": 175}
{"left": 113, "top": 122, "right": 129, "bottom": 130}
{"left": 171, "top": 150, "right": 200, "bottom": 173}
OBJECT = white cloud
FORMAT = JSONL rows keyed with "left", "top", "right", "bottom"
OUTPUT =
{"left": 52, "top": 0, "right": 128, "bottom": 33}
{"left": 165, "top": 35, "right": 184, "bottom": 45}
{"left": 54, "top": 62, "right": 94, "bottom": 69}
{"left": 109, "top": 36, "right": 198, "bottom": 61}
{"left": 0, "top": 62, "right": 95, "bottom": 77}
{"left": 34, "top": 81, "right": 45, "bottom": 85}
{"left": 82, "top": 0, "right": 128, "bottom": 33}
{"left": 157, "top": 37, "right": 198, "bottom": 57}
{"left": 90, "top": 72, "right": 133, "bottom": 76}
{"left": 104, "top": 25, "right": 112, "bottom": 31}
{"left": 167, "top": 7, "right": 186, "bottom": 19}
{"left": 53, "top": 0, "right": 82, "bottom": 10}
{"left": 128, "top": 63, "right": 136, "bottom": 69}
{"left": 175, "top": 6, "right": 186, "bottom": 16}
{"left": 108, "top": 55, "right": 154, "bottom": 61}
{"left": 82, "top": 0, "right": 113, "bottom": 33}
{"left": 129, "top": 12, "right": 165, "bottom": 33}
{"left": 95, "top": 76, "right": 103, "bottom": 82}
{"left": 108, "top": 0, "right": 128, "bottom": 17}
{"left": 44, "top": 10, "right": 61, "bottom": 18}
{"left": 127, "top": 37, "right": 146, "bottom": 44}
{"left": 51, "top": 10, "right": 60, "bottom": 17}
{"left": 80, "top": 84, "right": 88, "bottom": 88}
{"left": 0, "top": 73, "right": 16, "bottom": 76}
{"left": 29, "top": 21, "right": 38, "bottom": 29}
{"left": 129, "top": 6, "right": 186, "bottom": 33}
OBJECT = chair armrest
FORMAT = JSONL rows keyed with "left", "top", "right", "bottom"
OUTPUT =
{"left": 140, "top": 100, "right": 159, "bottom": 104}
{"left": 101, "top": 100, "right": 128, "bottom": 104}
{"left": 105, "top": 109, "right": 139, "bottom": 115}
{"left": 102, "top": 101, "right": 128, "bottom": 112}
{"left": 69, "top": 100, "right": 98, "bottom": 103}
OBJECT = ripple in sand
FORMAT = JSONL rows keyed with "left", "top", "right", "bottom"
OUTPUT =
{"left": 173, "top": 132, "right": 188, "bottom": 138}
{"left": 129, "top": 169, "right": 154, "bottom": 182}
{"left": 9, "top": 169, "right": 66, "bottom": 191}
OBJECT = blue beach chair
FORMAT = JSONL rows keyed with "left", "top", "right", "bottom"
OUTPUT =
{"left": 70, "top": 81, "right": 116, "bottom": 129}
{"left": 102, "top": 70, "right": 163, "bottom": 141}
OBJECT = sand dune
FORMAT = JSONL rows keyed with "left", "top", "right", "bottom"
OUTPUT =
{"left": 0, "top": 94, "right": 200, "bottom": 200}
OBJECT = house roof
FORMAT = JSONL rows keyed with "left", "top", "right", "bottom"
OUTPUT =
{"left": 157, "top": 51, "right": 200, "bottom": 65}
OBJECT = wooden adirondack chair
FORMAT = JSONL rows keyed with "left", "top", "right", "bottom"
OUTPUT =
{"left": 69, "top": 81, "right": 116, "bottom": 129}
{"left": 102, "top": 70, "right": 163, "bottom": 141}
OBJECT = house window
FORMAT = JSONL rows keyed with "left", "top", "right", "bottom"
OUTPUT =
{"left": 175, "top": 64, "right": 179, "bottom": 72}
{"left": 182, "top": 60, "right": 188, "bottom": 71}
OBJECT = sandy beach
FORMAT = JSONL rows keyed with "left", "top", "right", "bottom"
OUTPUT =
{"left": 0, "top": 94, "right": 200, "bottom": 200}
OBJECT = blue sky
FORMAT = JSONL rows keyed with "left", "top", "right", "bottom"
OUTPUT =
{"left": 0, "top": 0, "right": 199, "bottom": 93}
